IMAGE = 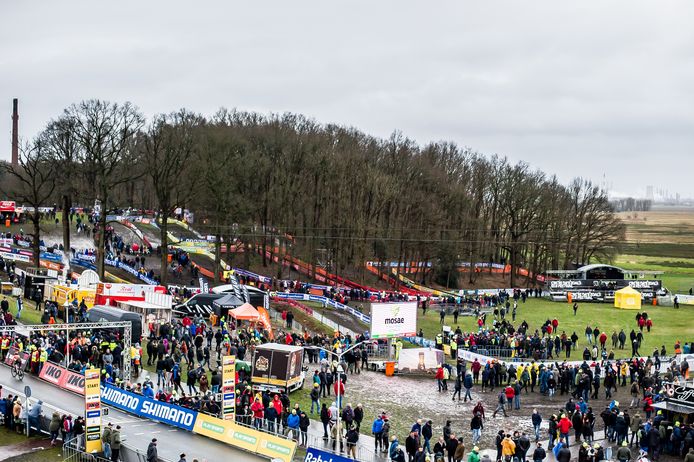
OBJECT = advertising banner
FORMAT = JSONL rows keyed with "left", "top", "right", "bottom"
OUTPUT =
{"left": 38, "top": 362, "right": 85, "bottom": 393}
{"left": 40, "top": 252, "right": 63, "bottom": 263}
{"left": 0, "top": 251, "right": 31, "bottom": 263}
{"left": 370, "top": 302, "right": 418, "bottom": 339}
{"left": 100, "top": 383, "right": 198, "bottom": 431}
{"left": 221, "top": 355, "right": 236, "bottom": 421}
{"left": 305, "top": 446, "right": 355, "bottom": 462}
{"left": 3, "top": 347, "right": 30, "bottom": 369}
{"left": 397, "top": 348, "right": 444, "bottom": 374}
{"left": 193, "top": 413, "right": 296, "bottom": 462}
{"left": 84, "top": 368, "right": 102, "bottom": 454}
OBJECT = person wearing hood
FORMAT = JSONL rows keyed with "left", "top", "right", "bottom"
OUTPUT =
{"left": 102, "top": 422, "right": 113, "bottom": 459}
{"left": 27, "top": 400, "right": 43, "bottom": 436}
{"left": 48, "top": 411, "right": 62, "bottom": 446}
{"left": 629, "top": 413, "right": 642, "bottom": 447}
{"left": 390, "top": 436, "right": 402, "bottom": 461}
{"left": 468, "top": 446, "right": 480, "bottom": 462}
{"left": 501, "top": 434, "right": 516, "bottom": 462}
{"left": 684, "top": 448, "right": 694, "bottom": 462}
{"left": 616, "top": 441, "right": 632, "bottom": 462}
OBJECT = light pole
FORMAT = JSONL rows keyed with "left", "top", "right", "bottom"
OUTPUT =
{"left": 313, "top": 340, "right": 368, "bottom": 440}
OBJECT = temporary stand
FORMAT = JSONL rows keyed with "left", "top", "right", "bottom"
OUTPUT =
{"left": 0, "top": 322, "right": 133, "bottom": 379}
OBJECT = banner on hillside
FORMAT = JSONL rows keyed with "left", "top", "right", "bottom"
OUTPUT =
{"left": 370, "top": 302, "right": 417, "bottom": 338}
{"left": 221, "top": 355, "right": 236, "bottom": 421}
{"left": 84, "top": 368, "right": 102, "bottom": 454}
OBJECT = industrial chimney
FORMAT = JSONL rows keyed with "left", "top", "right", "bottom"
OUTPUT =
{"left": 11, "top": 98, "right": 19, "bottom": 166}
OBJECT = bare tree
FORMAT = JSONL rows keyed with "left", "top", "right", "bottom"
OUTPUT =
{"left": 1, "top": 140, "right": 57, "bottom": 266}
{"left": 142, "top": 110, "right": 202, "bottom": 285}
{"left": 40, "top": 117, "right": 80, "bottom": 254}
{"left": 65, "top": 100, "right": 144, "bottom": 279}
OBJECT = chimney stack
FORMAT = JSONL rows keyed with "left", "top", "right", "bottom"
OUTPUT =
{"left": 11, "top": 98, "right": 19, "bottom": 166}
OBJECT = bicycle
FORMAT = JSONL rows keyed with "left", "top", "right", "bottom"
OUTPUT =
{"left": 10, "top": 362, "right": 24, "bottom": 381}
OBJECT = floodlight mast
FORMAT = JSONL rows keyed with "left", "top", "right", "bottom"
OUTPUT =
{"left": 0, "top": 322, "right": 133, "bottom": 379}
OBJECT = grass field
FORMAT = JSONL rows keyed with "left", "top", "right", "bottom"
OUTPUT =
{"left": 0, "top": 429, "right": 61, "bottom": 462}
{"left": 417, "top": 298, "right": 694, "bottom": 358}
{"left": 615, "top": 208, "right": 694, "bottom": 294}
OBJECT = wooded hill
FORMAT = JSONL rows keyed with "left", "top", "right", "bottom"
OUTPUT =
{"left": 1, "top": 100, "right": 625, "bottom": 288}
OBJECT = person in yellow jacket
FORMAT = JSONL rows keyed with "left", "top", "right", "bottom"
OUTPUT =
{"left": 0, "top": 334, "right": 10, "bottom": 361}
{"left": 501, "top": 434, "right": 516, "bottom": 459}
{"left": 516, "top": 364, "right": 525, "bottom": 381}
{"left": 39, "top": 348, "right": 48, "bottom": 373}
{"left": 131, "top": 344, "right": 141, "bottom": 376}
{"left": 31, "top": 347, "right": 41, "bottom": 374}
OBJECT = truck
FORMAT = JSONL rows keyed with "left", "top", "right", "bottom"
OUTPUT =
{"left": 251, "top": 343, "right": 305, "bottom": 394}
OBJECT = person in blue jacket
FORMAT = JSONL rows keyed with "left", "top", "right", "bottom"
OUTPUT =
{"left": 372, "top": 415, "right": 385, "bottom": 452}
{"left": 287, "top": 409, "right": 300, "bottom": 440}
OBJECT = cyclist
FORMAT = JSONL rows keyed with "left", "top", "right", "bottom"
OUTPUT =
{"left": 10, "top": 352, "right": 24, "bottom": 380}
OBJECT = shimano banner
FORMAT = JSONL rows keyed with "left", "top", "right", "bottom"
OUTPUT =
{"left": 100, "top": 383, "right": 197, "bottom": 431}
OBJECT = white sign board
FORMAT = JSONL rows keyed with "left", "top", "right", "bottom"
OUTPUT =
{"left": 370, "top": 302, "right": 417, "bottom": 339}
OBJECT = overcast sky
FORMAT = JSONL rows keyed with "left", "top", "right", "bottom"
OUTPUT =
{"left": 2, "top": 1, "right": 693, "bottom": 198}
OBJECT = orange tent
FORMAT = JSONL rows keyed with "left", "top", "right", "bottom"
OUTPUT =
{"left": 228, "top": 303, "right": 261, "bottom": 321}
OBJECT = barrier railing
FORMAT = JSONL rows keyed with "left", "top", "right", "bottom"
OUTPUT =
{"left": 272, "top": 298, "right": 361, "bottom": 338}
{"left": 273, "top": 292, "right": 371, "bottom": 324}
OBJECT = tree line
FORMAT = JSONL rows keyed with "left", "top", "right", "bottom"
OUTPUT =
{"left": 0, "top": 100, "right": 625, "bottom": 288}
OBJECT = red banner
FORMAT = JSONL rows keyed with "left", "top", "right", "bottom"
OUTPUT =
{"left": 39, "top": 361, "right": 85, "bottom": 394}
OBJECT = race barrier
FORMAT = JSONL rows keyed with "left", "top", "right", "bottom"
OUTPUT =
{"left": 272, "top": 298, "right": 361, "bottom": 338}
{"left": 273, "top": 291, "right": 371, "bottom": 324}
{"left": 33, "top": 361, "right": 297, "bottom": 462}
{"left": 194, "top": 413, "right": 296, "bottom": 462}
{"left": 101, "top": 383, "right": 197, "bottom": 431}
{"left": 104, "top": 258, "right": 158, "bottom": 285}
{"left": 39, "top": 361, "right": 85, "bottom": 394}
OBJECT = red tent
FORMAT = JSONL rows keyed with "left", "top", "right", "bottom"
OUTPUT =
{"left": 228, "top": 303, "right": 260, "bottom": 321}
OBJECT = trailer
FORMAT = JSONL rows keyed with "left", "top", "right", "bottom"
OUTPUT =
{"left": 251, "top": 343, "right": 305, "bottom": 394}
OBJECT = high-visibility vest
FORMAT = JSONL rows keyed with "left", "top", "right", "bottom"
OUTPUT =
{"left": 40, "top": 350, "right": 48, "bottom": 363}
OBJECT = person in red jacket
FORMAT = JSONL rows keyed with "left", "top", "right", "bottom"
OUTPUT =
{"left": 558, "top": 414, "right": 573, "bottom": 446}
{"left": 250, "top": 397, "right": 265, "bottom": 429}
{"left": 505, "top": 385, "right": 515, "bottom": 410}
{"left": 599, "top": 332, "right": 608, "bottom": 350}
{"left": 271, "top": 394, "right": 284, "bottom": 416}
{"left": 334, "top": 380, "right": 345, "bottom": 408}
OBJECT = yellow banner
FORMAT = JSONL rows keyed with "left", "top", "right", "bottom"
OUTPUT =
{"left": 84, "top": 368, "right": 102, "bottom": 454}
{"left": 193, "top": 414, "right": 296, "bottom": 462}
